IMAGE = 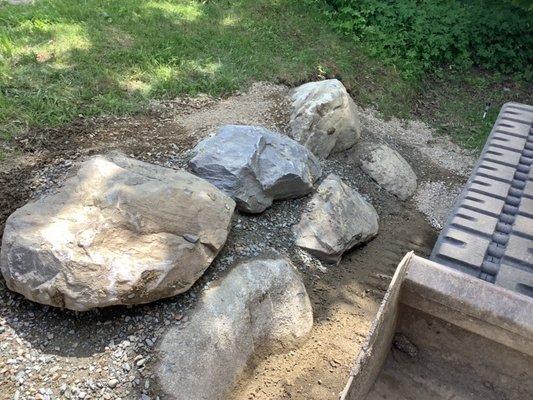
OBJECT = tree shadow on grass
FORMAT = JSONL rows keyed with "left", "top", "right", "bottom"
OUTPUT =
{"left": 1, "top": 0, "right": 397, "bottom": 136}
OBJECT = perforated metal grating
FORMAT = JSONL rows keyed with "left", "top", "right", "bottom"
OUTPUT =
{"left": 431, "top": 102, "right": 533, "bottom": 297}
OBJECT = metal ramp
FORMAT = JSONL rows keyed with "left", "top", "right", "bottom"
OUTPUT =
{"left": 431, "top": 102, "right": 533, "bottom": 297}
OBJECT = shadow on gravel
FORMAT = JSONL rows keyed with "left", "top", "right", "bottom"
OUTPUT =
{"left": 0, "top": 278, "right": 193, "bottom": 358}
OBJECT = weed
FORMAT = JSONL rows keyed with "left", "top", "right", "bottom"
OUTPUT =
{"left": 320, "top": 0, "right": 533, "bottom": 80}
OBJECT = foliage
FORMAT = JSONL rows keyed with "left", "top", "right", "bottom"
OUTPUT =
{"left": 0, "top": 0, "right": 531, "bottom": 153}
{"left": 508, "top": 0, "right": 533, "bottom": 12}
{"left": 321, "top": 0, "right": 533, "bottom": 80}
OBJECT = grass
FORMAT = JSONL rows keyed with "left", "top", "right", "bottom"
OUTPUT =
{"left": 416, "top": 71, "right": 533, "bottom": 149}
{"left": 0, "top": 0, "right": 409, "bottom": 136}
{"left": 0, "top": 0, "right": 531, "bottom": 154}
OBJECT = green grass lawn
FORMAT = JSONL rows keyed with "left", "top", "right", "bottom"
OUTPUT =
{"left": 416, "top": 72, "right": 532, "bottom": 149}
{"left": 1, "top": 0, "right": 407, "bottom": 136}
{"left": 0, "top": 0, "right": 531, "bottom": 155}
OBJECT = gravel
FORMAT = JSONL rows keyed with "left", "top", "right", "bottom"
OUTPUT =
{"left": 0, "top": 82, "right": 477, "bottom": 399}
{"left": 414, "top": 181, "right": 463, "bottom": 230}
{"left": 359, "top": 108, "right": 475, "bottom": 176}
{"left": 356, "top": 107, "right": 476, "bottom": 229}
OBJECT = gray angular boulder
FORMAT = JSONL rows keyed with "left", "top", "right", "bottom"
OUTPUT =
{"left": 290, "top": 79, "right": 361, "bottom": 159}
{"left": 294, "top": 174, "right": 379, "bottom": 264}
{"left": 189, "top": 125, "right": 321, "bottom": 213}
{"left": 0, "top": 153, "right": 235, "bottom": 311}
{"left": 156, "top": 254, "right": 313, "bottom": 400}
{"left": 356, "top": 142, "right": 417, "bottom": 200}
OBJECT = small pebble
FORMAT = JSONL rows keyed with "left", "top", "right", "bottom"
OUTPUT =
{"left": 107, "top": 379, "right": 119, "bottom": 389}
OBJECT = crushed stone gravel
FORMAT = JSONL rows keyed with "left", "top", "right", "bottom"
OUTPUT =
{"left": 0, "top": 82, "right": 477, "bottom": 400}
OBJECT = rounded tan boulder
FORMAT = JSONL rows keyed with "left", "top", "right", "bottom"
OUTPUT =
{"left": 0, "top": 153, "right": 235, "bottom": 311}
{"left": 356, "top": 142, "right": 417, "bottom": 200}
{"left": 156, "top": 253, "right": 313, "bottom": 400}
{"left": 289, "top": 79, "right": 361, "bottom": 159}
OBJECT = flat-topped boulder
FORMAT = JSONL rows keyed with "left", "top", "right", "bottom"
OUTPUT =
{"left": 289, "top": 79, "right": 361, "bottom": 158}
{"left": 355, "top": 142, "right": 417, "bottom": 200}
{"left": 189, "top": 125, "right": 321, "bottom": 213}
{"left": 156, "top": 254, "right": 313, "bottom": 400}
{"left": 0, "top": 153, "right": 235, "bottom": 311}
{"left": 294, "top": 174, "right": 379, "bottom": 264}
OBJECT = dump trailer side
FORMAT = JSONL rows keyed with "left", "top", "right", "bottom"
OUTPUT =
{"left": 340, "top": 253, "right": 533, "bottom": 400}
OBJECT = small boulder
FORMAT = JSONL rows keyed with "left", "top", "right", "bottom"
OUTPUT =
{"left": 156, "top": 254, "right": 313, "bottom": 400}
{"left": 356, "top": 142, "right": 417, "bottom": 200}
{"left": 294, "top": 174, "right": 378, "bottom": 264}
{"left": 0, "top": 153, "right": 235, "bottom": 311}
{"left": 189, "top": 125, "right": 321, "bottom": 213}
{"left": 289, "top": 79, "right": 361, "bottom": 158}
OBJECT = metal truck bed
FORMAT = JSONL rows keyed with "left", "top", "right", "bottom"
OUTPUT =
{"left": 340, "top": 253, "right": 533, "bottom": 400}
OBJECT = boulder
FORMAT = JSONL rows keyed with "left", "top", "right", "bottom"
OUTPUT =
{"left": 294, "top": 174, "right": 378, "bottom": 263}
{"left": 289, "top": 79, "right": 361, "bottom": 158}
{"left": 156, "top": 254, "right": 313, "bottom": 400}
{"left": 0, "top": 153, "right": 235, "bottom": 311}
{"left": 189, "top": 125, "right": 321, "bottom": 213}
{"left": 356, "top": 142, "right": 417, "bottom": 200}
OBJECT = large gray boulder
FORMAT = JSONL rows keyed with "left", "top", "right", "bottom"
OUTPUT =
{"left": 189, "top": 125, "right": 321, "bottom": 213}
{"left": 356, "top": 142, "right": 417, "bottom": 200}
{"left": 0, "top": 153, "right": 235, "bottom": 311}
{"left": 289, "top": 79, "right": 361, "bottom": 159}
{"left": 156, "top": 254, "right": 313, "bottom": 400}
{"left": 294, "top": 174, "right": 379, "bottom": 264}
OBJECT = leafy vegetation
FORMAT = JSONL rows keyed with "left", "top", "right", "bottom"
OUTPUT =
{"left": 0, "top": 0, "right": 531, "bottom": 155}
{"left": 321, "top": 0, "right": 533, "bottom": 80}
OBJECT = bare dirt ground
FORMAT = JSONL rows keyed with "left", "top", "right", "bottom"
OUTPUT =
{"left": 0, "top": 82, "right": 475, "bottom": 400}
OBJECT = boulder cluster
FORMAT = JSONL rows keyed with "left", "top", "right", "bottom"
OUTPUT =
{"left": 0, "top": 79, "right": 417, "bottom": 399}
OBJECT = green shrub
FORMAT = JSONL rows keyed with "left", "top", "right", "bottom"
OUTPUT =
{"left": 320, "top": 0, "right": 532, "bottom": 79}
